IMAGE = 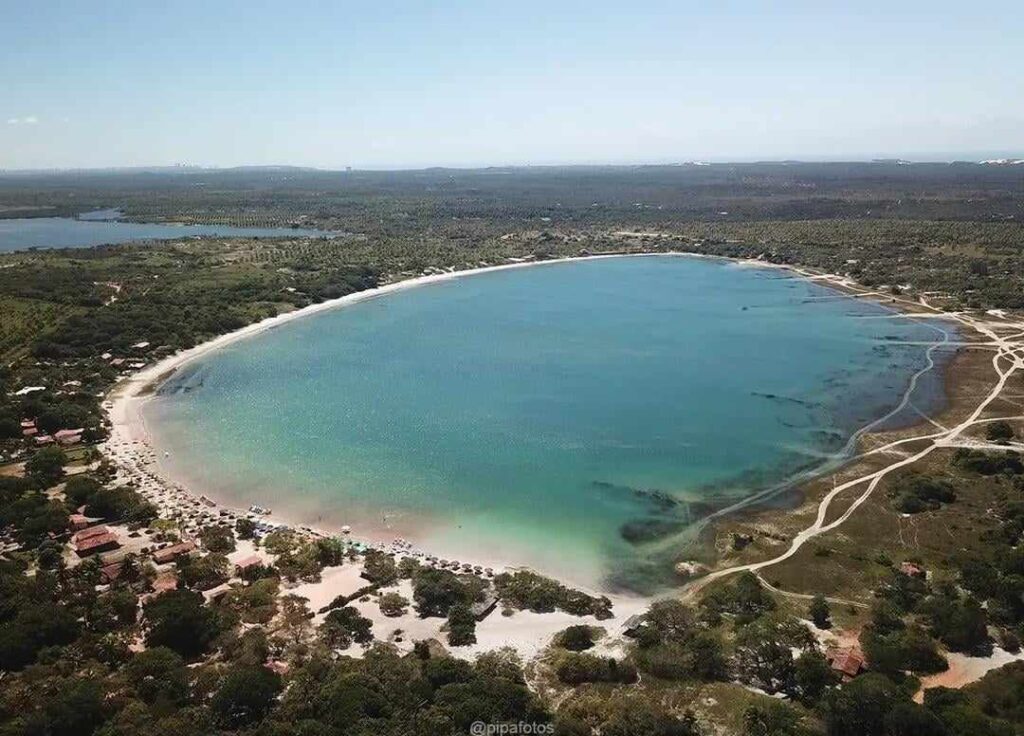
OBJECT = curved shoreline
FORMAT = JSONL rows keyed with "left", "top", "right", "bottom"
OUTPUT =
{"left": 105, "top": 254, "right": 686, "bottom": 596}
{"left": 103, "top": 251, "right": 956, "bottom": 595}
{"left": 688, "top": 314, "right": 956, "bottom": 531}
{"left": 685, "top": 306, "right": 1024, "bottom": 600}
{"left": 110, "top": 252, "right": 711, "bottom": 403}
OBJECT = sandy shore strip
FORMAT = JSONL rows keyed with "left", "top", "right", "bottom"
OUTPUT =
{"left": 102, "top": 250, "right": 958, "bottom": 575}
{"left": 106, "top": 252, "right": 750, "bottom": 547}
{"left": 287, "top": 567, "right": 650, "bottom": 661}
{"left": 95, "top": 248, "right": 1002, "bottom": 659}
{"left": 100, "top": 253, "right": 680, "bottom": 657}
{"left": 102, "top": 382, "right": 652, "bottom": 660}
{"left": 99, "top": 249, "right": 962, "bottom": 613}
{"left": 103, "top": 255, "right": 676, "bottom": 564}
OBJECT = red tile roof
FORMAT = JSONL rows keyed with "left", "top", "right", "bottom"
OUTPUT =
{"left": 152, "top": 541, "right": 196, "bottom": 564}
{"left": 100, "top": 562, "right": 124, "bottom": 583}
{"left": 900, "top": 562, "right": 925, "bottom": 577}
{"left": 73, "top": 525, "right": 110, "bottom": 542}
{"left": 267, "top": 660, "right": 290, "bottom": 675}
{"left": 152, "top": 572, "right": 179, "bottom": 593}
{"left": 827, "top": 647, "right": 865, "bottom": 678}
{"left": 234, "top": 555, "right": 262, "bottom": 571}
{"left": 76, "top": 532, "right": 120, "bottom": 554}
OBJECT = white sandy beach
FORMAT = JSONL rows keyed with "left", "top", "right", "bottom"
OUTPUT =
{"left": 287, "top": 564, "right": 650, "bottom": 661}
{"left": 101, "top": 246, "right": 950, "bottom": 577}
{"left": 94, "top": 247, "right": 988, "bottom": 661}
{"left": 103, "top": 389, "right": 652, "bottom": 660}
{"left": 101, "top": 253, "right": 668, "bottom": 659}
{"left": 99, "top": 249, "right": 924, "bottom": 627}
{"left": 104, "top": 252, "right": 714, "bottom": 569}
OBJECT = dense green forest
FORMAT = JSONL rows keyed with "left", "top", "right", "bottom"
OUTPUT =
{"left": 2, "top": 162, "right": 1022, "bottom": 226}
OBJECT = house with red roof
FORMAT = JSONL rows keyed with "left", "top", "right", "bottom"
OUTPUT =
{"left": 826, "top": 647, "right": 866, "bottom": 682}
{"left": 100, "top": 562, "right": 124, "bottom": 584}
{"left": 75, "top": 531, "right": 120, "bottom": 557}
{"left": 74, "top": 525, "right": 110, "bottom": 542}
{"left": 234, "top": 555, "right": 263, "bottom": 574}
{"left": 152, "top": 540, "right": 197, "bottom": 564}
{"left": 54, "top": 428, "right": 84, "bottom": 446}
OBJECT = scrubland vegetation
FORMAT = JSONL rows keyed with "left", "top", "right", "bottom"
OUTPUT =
{"left": 2, "top": 163, "right": 1024, "bottom": 734}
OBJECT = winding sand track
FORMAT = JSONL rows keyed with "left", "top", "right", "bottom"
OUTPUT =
{"left": 684, "top": 271, "right": 1024, "bottom": 599}
{"left": 103, "top": 250, "right": 1023, "bottom": 604}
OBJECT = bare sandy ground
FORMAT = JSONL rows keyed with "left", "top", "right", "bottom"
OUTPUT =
{"left": 915, "top": 648, "right": 1024, "bottom": 701}
{"left": 287, "top": 564, "right": 650, "bottom": 661}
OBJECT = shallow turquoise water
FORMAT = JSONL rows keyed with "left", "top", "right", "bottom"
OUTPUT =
{"left": 146, "top": 256, "right": 952, "bottom": 592}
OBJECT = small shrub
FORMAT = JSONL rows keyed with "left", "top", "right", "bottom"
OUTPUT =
{"left": 555, "top": 625, "right": 596, "bottom": 651}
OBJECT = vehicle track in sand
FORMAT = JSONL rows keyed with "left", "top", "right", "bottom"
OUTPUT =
{"left": 683, "top": 270, "right": 1024, "bottom": 601}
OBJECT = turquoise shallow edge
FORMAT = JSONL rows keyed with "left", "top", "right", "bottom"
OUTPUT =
{"left": 144, "top": 255, "right": 950, "bottom": 593}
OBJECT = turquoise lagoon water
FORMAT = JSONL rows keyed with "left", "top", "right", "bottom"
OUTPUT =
{"left": 145, "top": 256, "right": 953, "bottom": 592}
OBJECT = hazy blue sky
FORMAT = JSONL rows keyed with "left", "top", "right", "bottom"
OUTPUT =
{"left": 3, "top": 1, "right": 1022, "bottom": 169}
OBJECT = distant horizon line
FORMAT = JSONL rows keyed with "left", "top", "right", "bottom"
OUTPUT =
{"left": 2, "top": 156, "right": 1024, "bottom": 175}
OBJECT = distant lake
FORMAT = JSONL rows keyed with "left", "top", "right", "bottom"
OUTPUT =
{"left": 147, "top": 256, "right": 955, "bottom": 593}
{"left": 0, "top": 209, "right": 336, "bottom": 252}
